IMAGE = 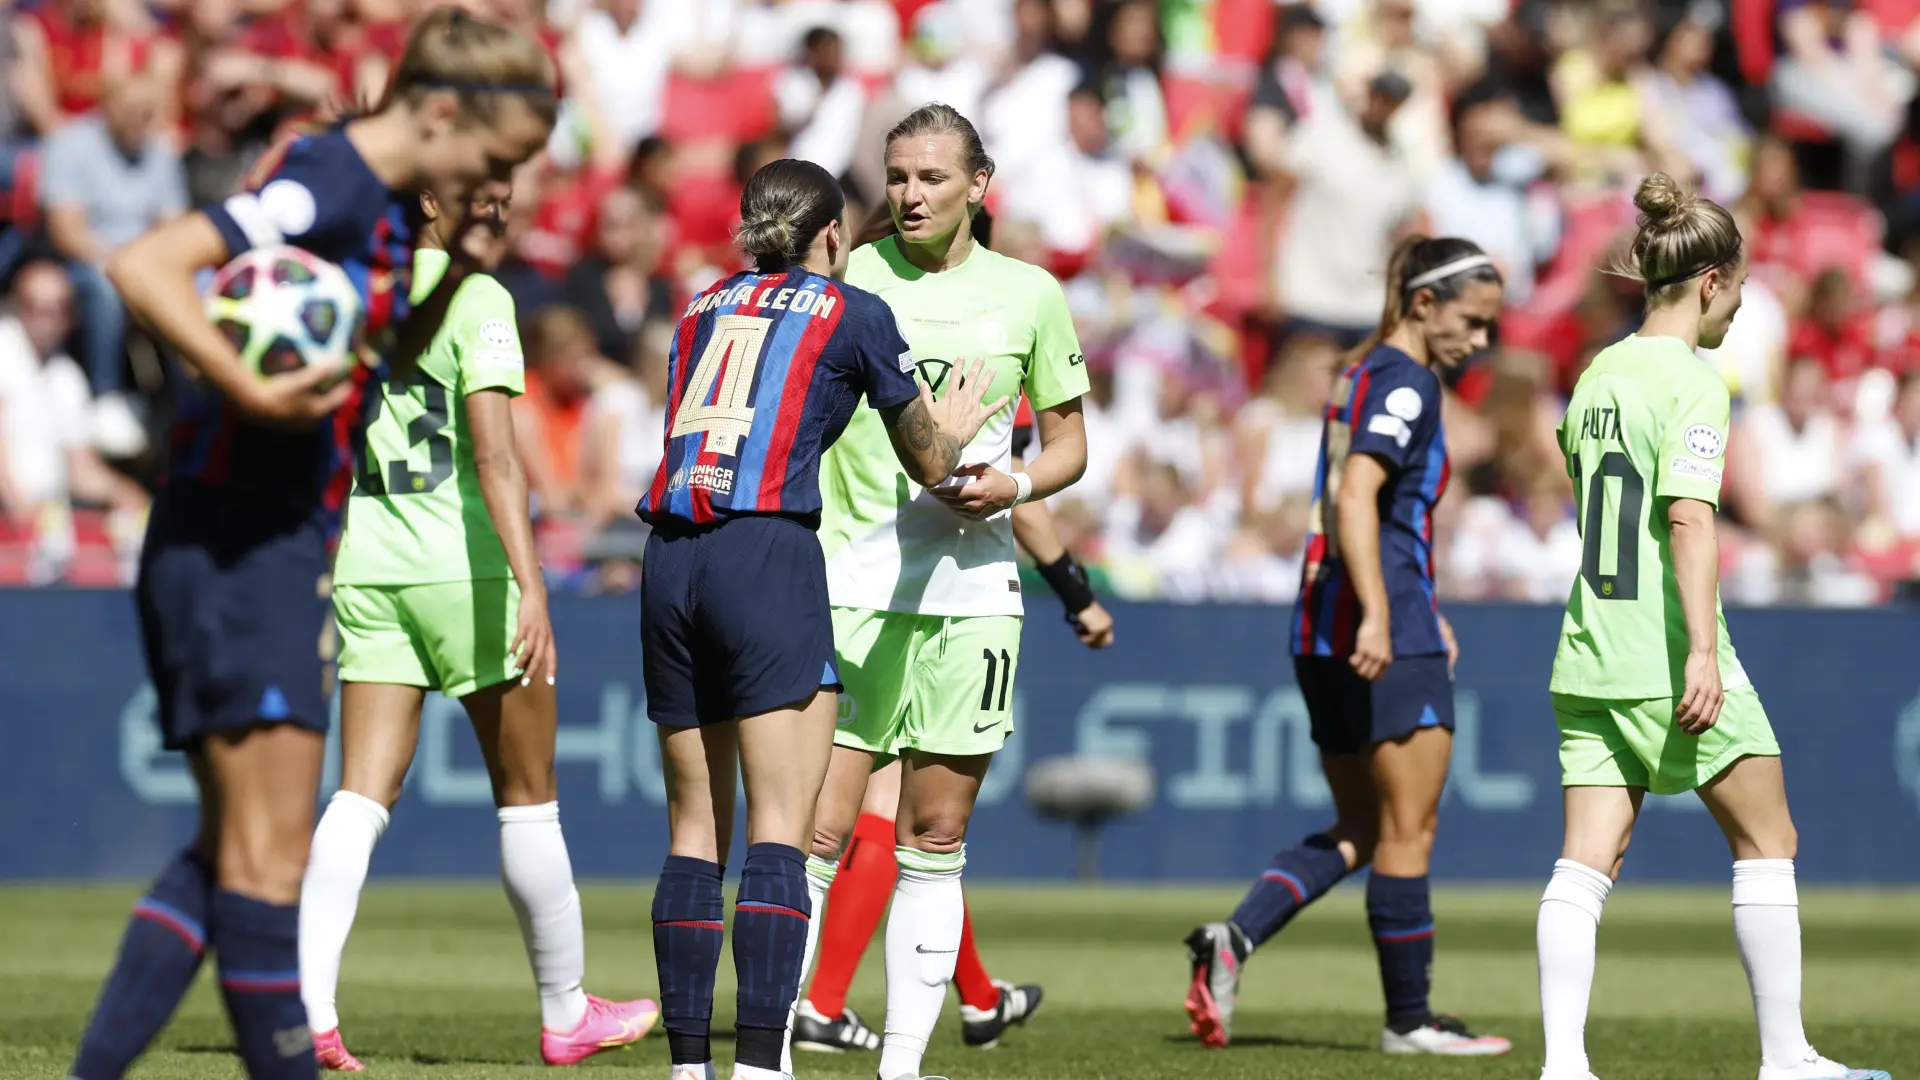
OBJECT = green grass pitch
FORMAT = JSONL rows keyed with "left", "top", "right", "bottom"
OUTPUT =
{"left": 2, "top": 883, "right": 1916, "bottom": 1079}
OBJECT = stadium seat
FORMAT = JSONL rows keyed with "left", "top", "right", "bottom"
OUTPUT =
{"left": 1163, "top": 69, "right": 1257, "bottom": 145}
{"left": 1732, "top": 0, "right": 1779, "bottom": 86}
{"left": 1772, "top": 110, "right": 1837, "bottom": 144}
{"left": 1791, "top": 191, "right": 1885, "bottom": 290}
{"left": 1525, "top": 190, "right": 1636, "bottom": 319}
{"left": 1731, "top": 0, "right": 1838, "bottom": 143}
{"left": 1213, "top": 0, "right": 1277, "bottom": 65}
{"left": 1, "top": 147, "right": 41, "bottom": 230}
{"left": 660, "top": 66, "right": 778, "bottom": 145}
{"left": 1207, "top": 191, "right": 1267, "bottom": 317}
{"left": 1861, "top": 0, "right": 1920, "bottom": 38}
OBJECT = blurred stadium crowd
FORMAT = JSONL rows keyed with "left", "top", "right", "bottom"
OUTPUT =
{"left": 3, "top": 0, "right": 1920, "bottom": 604}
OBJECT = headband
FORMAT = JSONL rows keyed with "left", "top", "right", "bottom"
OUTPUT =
{"left": 1645, "top": 255, "right": 1733, "bottom": 291}
{"left": 414, "top": 77, "right": 555, "bottom": 96}
{"left": 1405, "top": 254, "right": 1494, "bottom": 291}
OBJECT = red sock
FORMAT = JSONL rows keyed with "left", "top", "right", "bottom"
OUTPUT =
{"left": 953, "top": 897, "right": 1000, "bottom": 1011}
{"left": 805, "top": 812, "right": 897, "bottom": 1018}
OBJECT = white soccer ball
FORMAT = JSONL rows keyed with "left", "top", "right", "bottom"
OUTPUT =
{"left": 204, "top": 245, "right": 366, "bottom": 377}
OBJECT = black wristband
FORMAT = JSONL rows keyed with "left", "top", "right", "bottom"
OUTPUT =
{"left": 1036, "top": 551, "right": 1097, "bottom": 615}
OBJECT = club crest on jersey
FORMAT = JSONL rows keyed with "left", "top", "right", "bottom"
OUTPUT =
{"left": 978, "top": 318, "right": 1008, "bottom": 353}
{"left": 258, "top": 178, "right": 318, "bottom": 238}
{"left": 1384, "top": 386, "right": 1424, "bottom": 421}
{"left": 1684, "top": 424, "right": 1724, "bottom": 459}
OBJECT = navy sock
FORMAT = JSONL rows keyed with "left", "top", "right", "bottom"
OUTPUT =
{"left": 71, "top": 850, "right": 215, "bottom": 1080}
{"left": 1228, "top": 834, "right": 1352, "bottom": 948}
{"left": 1367, "top": 871, "right": 1435, "bottom": 1029}
{"left": 732, "top": 842, "right": 811, "bottom": 1071}
{"left": 652, "top": 854, "right": 725, "bottom": 1066}
{"left": 210, "top": 891, "right": 315, "bottom": 1080}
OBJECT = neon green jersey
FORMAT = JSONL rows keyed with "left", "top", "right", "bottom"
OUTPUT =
{"left": 1549, "top": 334, "right": 1748, "bottom": 699}
{"left": 819, "top": 236, "right": 1089, "bottom": 616}
{"left": 333, "top": 249, "right": 525, "bottom": 586}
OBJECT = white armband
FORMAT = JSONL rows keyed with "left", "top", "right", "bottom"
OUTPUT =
{"left": 1011, "top": 471, "right": 1035, "bottom": 506}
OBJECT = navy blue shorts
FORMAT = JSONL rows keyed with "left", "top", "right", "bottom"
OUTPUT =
{"left": 641, "top": 514, "right": 839, "bottom": 727}
{"left": 135, "top": 484, "right": 331, "bottom": 751}
{"left": 1293, "top": 653, "right": 1455, "bottom": 755}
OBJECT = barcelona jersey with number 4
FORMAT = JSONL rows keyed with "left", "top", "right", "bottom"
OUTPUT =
{"left": 333, "top": 248, "right": 523, "bottom": 587}
{"left": 1550, "top": 335, "right": 1747, "bottom": 700}
{"left": 1292, "top": 345, "right": 1450, "bottom": 659}
{"left": 640, "top": 268, "right": 920, "bottom": 528}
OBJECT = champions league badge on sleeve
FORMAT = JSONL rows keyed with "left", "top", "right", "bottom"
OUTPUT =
{"left": 1684, "top": 424, "right": 1724, "bottom": 459}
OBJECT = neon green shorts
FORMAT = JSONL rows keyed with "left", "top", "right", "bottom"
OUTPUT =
{"left": 831, "top": 607, "right": 1022, "bottom": 761}
{"left": 1552, "top": 686, "right": 1781, "bottom": 795}
{"left": 334, "top": 579, "right": 520, "bottom": 699}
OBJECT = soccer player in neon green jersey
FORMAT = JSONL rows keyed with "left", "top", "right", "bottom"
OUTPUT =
{"left": 787, "top": 103, "right": 1090, "bottom": 1080}
{"left": 1538, "top": 174, "right": 1888, "bottom": 1080}
{"left": 298, "top": 181, "right": 658, "bottom": 1071}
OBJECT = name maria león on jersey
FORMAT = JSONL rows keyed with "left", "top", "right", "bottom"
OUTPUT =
{"left": 684, "top": 278, "right": 843, "bottom": 320}
{"left": 665, "top": 277, "right": 845, "bottom": 500}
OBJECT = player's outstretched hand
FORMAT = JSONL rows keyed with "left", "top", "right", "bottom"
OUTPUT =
{"left": 922, "top": 356, "right": 1009, "bottom": 449}
{"left": 235, "top": 360, "right": 354, "bottom": 428}
{"left": 932, "top": 462, "right": 1021, "bottom": 519}
{"left": 511, "top": 587, "right": 558, "bottom": 688}
{"left": 1350, "top": 615, "right": 1393, "bottom": 681}
{"left": 1674, "top": 651, "right": 1722, "bottom": 735}
{"left": 1072, "top": 600, "right": 1115, "bottom": 649}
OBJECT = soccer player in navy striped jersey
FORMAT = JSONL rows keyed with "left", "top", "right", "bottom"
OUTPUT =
{"left": 638, "top": 159, "right": 1004, "bottom": 1080}
{"left": 67, "top": 11, "right": 554, "bottom": 1079}
{"left": 1184, "top": 237, "right": 1511, "bottom": 1058}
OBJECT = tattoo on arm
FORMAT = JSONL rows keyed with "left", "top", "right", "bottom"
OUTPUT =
{"left": 893, "top": 397, "right": 962, "bottom": 479}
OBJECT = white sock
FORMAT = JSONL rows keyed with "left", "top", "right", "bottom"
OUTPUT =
{"left": 1538, "top": 858, "right": 1611, "bottom": 1079}
{"left": 299, "top": 790, "right": 390, "bottom": 1034}
{"left": 782, "top": 854, "right": 838, "bottom": 1074}
{"left": 1733, "top": 859, "right": 1812, "bottom": 1069}
{"left": 498, "top": 802, "right": 589, "bottom": 1032}
{"left": 877, "top": 846, "right": 965, "bottom": 1080}
{"left": 732, "top": 1064, "right": 784, "bottom": 1080}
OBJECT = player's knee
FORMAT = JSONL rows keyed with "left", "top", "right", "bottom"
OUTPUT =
{"left": 338, "top": 758, "right": 408, "bottom": 809}
{"left": 811, "top": 823, "right": 849, "bottom": 861}
{"left": 1777, "top": 824, "right": 1799, "bottom": 860}
{"left": 1741, "top": 822, "right": 1797, "bottom": 861}
{"left": 217, "top": 824, "right": 308, "bottom": 902}
{"left": 1376, "top": 807, "right": 1438, "bottom": 854}
{"left": 340, "top": 777, "right": 405, "bottom": 810}
{"left": 494, "top": 766, "right": 557, "bottom": 808}
{"left": 900, "top": 817, "right": 966, "bottom": 855}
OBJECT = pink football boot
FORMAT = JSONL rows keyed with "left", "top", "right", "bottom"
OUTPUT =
{"left": 312, "top": 1028, "right": 365, "bottom": 1072}
{"left": 540, "top": 994, "right": 660, "bottom": 1066}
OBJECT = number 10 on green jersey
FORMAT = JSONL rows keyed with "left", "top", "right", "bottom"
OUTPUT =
{"left": 1549, "top": 335, "right": 1748, "bottom": 701}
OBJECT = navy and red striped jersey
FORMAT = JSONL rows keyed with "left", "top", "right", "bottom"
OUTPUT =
{"left": 1292, "top": 344, "right": 1451, "bottom": 658}
{"left": 640, "top": 268, "right": 918, "bottom": 528}
{"left": 169, "top": 126, "right": 413, "bottom": 528}
{"left": 1010, "top": 396, "right": 1036, "bottom": 459}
